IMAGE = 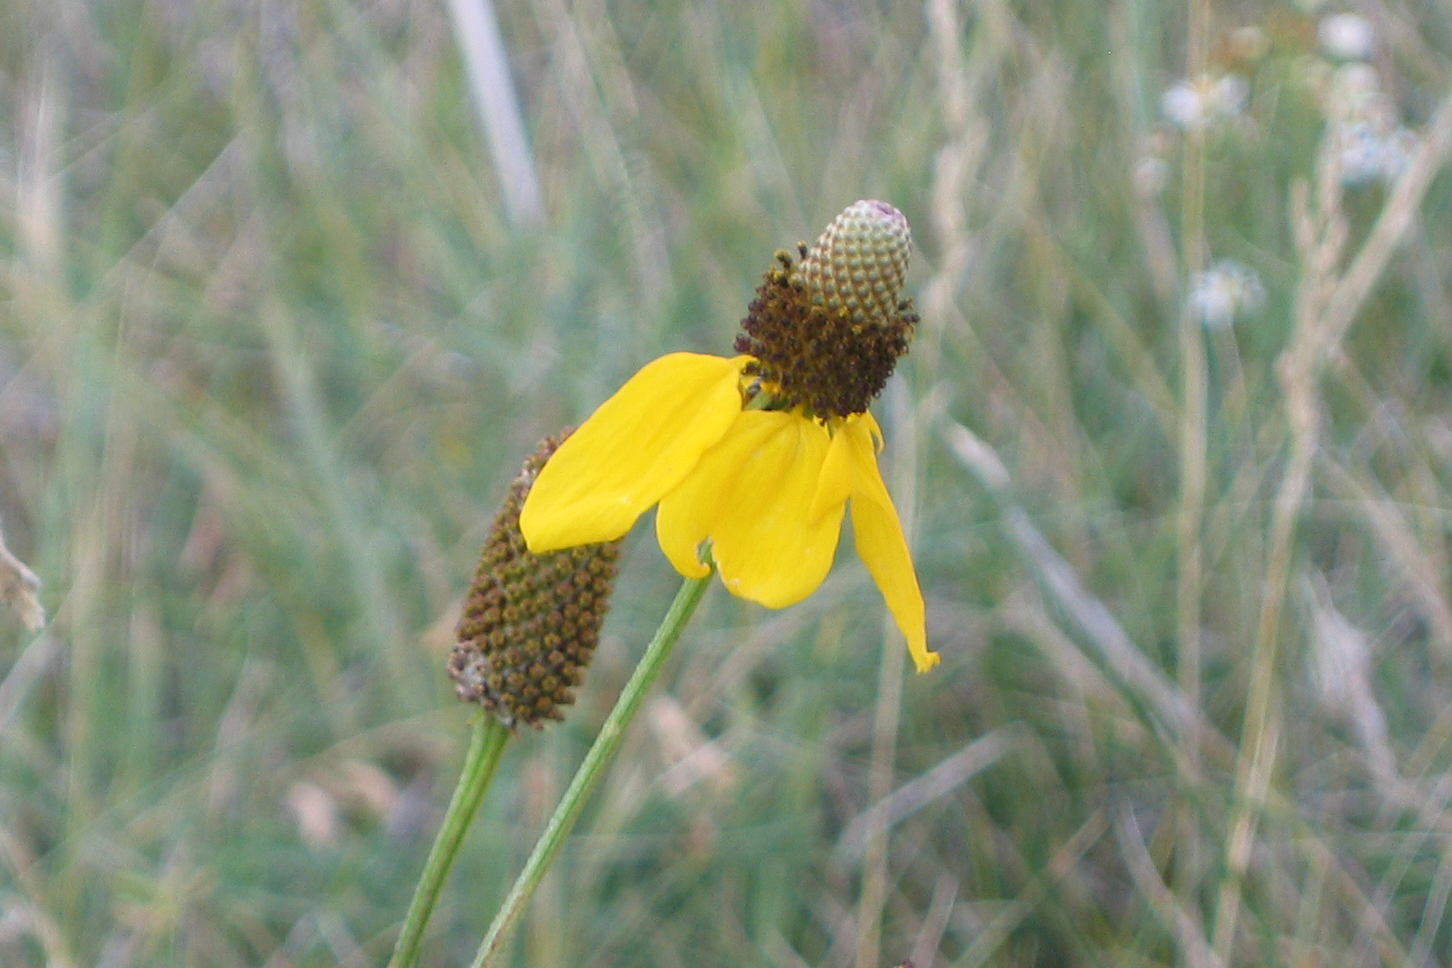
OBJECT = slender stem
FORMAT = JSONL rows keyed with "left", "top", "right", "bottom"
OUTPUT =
{"left": 389, "top": 716, "right": 512, "bottom": 968}
{"left": 1174, "top": 0, "right": 1211, "bottom": 915}
{"left": 470, "top": 573, "right": 713, "bottom": 968}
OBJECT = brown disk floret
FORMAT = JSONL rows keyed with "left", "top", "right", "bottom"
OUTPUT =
{"left": 448, "top": 433, "right": 621, "bottom": 729}
{"left": 733, "top": 200, "right": 919, "bottom": 419}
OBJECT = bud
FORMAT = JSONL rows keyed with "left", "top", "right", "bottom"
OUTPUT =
{"left": 734, "top": 200, "right": 919, "bottom": 419}
{"left": 448, "top": 433, "right": 622, "bottom": 729}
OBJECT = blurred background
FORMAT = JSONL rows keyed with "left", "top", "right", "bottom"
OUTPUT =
{"left": 2, "top": 0, "right": 1452, "bottom": 965}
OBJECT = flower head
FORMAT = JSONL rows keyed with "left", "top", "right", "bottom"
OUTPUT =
{"left": 1319, "top": 13, "right": 1374, "bottom": 62}
{"left": 1188, "top": 260, "right": 1264, "bottom": 328}
{"left": 519, "top": 201, "right": 939, "bottom": 672}
{"left": 450, "top": 433, "right": 623, "bottom": 728}
{"left": 735, "top": 200, "right": 917, "bottom": 419}
{"left": 1161, "top": 74, "right": 1248, "bottom": 133}
{"left": 1318, "top": 62, "right": 1418, "bottom": 186}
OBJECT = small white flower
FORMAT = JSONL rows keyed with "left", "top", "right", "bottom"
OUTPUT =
{"left": 1162, "top": 82, "right": 1207, "bottom": 131}
{"left": 1209, "top": 74, "right": 1249, "bottom": 116}
{"left": 1336, "top": 122, "right": 1385, "bottom": 183}
{"left": 1188, "top": 261, "right": 1264, "bottom": 328}
{"left": 1335, "top": 122, "right": 1418, "bottom": 185}
{"left": 1319, "top": 13, "right": 1375, "bottom": 61}
{"left": 1161, "top": 74, "right": 1249, "bottom": 132}
{"left": 1318, "top": 59, "right": 1418, "bottom": 186}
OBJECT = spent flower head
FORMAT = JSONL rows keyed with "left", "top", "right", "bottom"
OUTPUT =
{"left": 519, "top": 201, "right": 938, "bottom": 672}
{"left": 450, "top": 433, "right": 623, "bottom": 729}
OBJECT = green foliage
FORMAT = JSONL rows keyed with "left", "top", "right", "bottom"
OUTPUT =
{"left": 2, "top": 0, "right": 1451, "bottom": 965}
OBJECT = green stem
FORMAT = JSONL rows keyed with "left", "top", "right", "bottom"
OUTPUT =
{"left": 389, "top": 715, "right": 512, "bottom": 968}
{"left": 470, "top": 573, "right": 713, "bottom": 968}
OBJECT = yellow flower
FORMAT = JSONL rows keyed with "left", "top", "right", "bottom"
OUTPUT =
{"left": 519, "top": 202, "right": 940, "bottom": 673}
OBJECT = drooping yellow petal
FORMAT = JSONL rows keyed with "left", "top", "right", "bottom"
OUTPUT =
{"left": 521, "top": 353, "right": 748, "bottom": 552}
{"left": 810, "top": 421, "right": 856, "bottom": 521}
{"left": 811, "top": 412, "right": 887, "bottom": 520}
{"left": 838, "top": 419, "right": 938, "bottom": 672}
{"left": 657, "top": 411, "right": 843, "bottom": 607}
{"left": 858, "top": 411, "right": 884, "bottom": 449}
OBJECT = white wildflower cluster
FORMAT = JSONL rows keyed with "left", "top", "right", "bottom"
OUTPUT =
{"left": 1311, "top": 14, "right": 1418, "bottom": 185}
{"left": 1161, "top": 74, "right": 1249, "bottom": 134}
{"left": 1187, "top": 260, "right": 1264, "bottom": 329}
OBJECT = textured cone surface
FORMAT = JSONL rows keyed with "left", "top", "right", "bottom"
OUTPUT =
{"left": 794, "top": 199, "right": 912, "bottom": 327}
{"left": 448, "top": 433, "right": 621, "bottom": 729}
{"left": 734, "top": 200, "right": 919, "bottom": 418}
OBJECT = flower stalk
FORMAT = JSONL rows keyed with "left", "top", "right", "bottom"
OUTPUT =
{"left": 470, "top": 572, "right": 713, "bottom": 968}
{"left": 388, "top": 716, "right": 511, "bottom": 968}
{"left": 393, "top": 431, "right": 624, "bottom": 966}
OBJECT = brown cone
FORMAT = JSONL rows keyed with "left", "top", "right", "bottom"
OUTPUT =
{"left": 733, "top": 200, "right": 919, "bottom": 419}
{"left": 448, "top": 433, "right": 622, "bottom": 729}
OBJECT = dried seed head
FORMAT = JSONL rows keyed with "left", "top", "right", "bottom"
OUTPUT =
{"left": 734, "top": 200, "right": 919, "bottom": 419}
{"left": 448, "top": 433, "right": 621, "bottom": 729}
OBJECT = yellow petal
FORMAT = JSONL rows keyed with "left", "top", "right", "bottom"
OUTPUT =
{"left": 652, "top": 411, "right": 732, "bottom": 580}
{"left": 811, "top": 412, "right": 887, "bottom": 520}
{"left": 657, "top": 411, "right": 843, "bottom": 607}
{"left": 810, "top": 422, "right": 856, "bottom": 521}
{"left": 839, "top": 419, "right": 939, "bottom": 673}
{"left": 859, "top": 411, "right": 884, "bottom": 449}
{"left": 521, "top": 353, "right": 748, "bottom": 552}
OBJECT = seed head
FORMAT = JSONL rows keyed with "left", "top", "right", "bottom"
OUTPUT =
{"left": 448, "top": 433, "right": 622, "bottom": 729}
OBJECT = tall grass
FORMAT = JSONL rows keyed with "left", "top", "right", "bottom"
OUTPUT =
{"left": 2, "top": 0, "right": 1451, "bottom": 965}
